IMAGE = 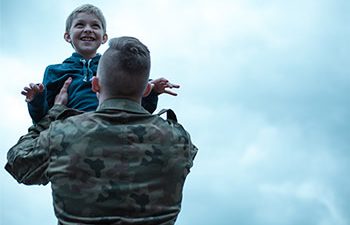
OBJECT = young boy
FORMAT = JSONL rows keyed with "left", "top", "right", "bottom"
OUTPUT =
{"left": 22, "top": 4, "right": 179, "bottom": 123}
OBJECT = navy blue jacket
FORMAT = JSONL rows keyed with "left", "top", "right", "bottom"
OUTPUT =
{"left": 28, "top": 53, "right": 158, "bottom": 123}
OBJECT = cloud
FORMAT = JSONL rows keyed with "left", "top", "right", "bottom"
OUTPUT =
{"left": 258, "top": 181, "right": 347, "bottom": 225}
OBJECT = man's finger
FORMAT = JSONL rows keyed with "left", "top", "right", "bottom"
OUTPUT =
{"left": 54, "top": 77, "right": 72, "bottom": 105}
{"left": 60, "top": 77, "right": 72, "bottom": 93}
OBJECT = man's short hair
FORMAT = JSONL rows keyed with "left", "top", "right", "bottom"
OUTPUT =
{"left": 65, "top": 4, "right": 107, "bottom": 33}
{"left": 98, "top": 36, "right": 151, "bottom": 97}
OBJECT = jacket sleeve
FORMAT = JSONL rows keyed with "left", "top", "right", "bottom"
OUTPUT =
{"left": 160, "top": 109, "right": 198, "bottom": 172}
{"left": 27, "top": 88, "right": 49, "bottom": 124}
{"left": 141, "top": 90, "right": 159, "bottom": 114}
{"left": 27, "top": 66, "right": 56, "bottom": 123}
{"left": 173, "top": 122, "right": 198, "bottom": 171}
{"left": 4, "top": 105, "right": 78, "bottom": 185}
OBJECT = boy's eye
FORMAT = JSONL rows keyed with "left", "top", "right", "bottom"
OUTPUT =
{"left": 75, "top": 23, "right": 84, "bottom": 28}
{"left": 92, "top": 24, "right": 101, "bottom": 29}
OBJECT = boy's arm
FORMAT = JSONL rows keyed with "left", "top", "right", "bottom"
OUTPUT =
{"left": 22, "top": 82, "right": 49, "bottom": 123}
{"left": 150, "top": 77, "right": 180, "bottom": 96}
{"left": 25, "top": 65, "right": 60, "bottom": 123}
{"left": 141, "top": 78, "right": 180, "bottom": 113}
{"left": 26, "top": 85, "right": 49, "bottom": 123}
{"left": 141, "top": 90, "right": 158, "bottom": 114}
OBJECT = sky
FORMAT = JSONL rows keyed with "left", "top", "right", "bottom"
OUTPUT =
{"left": 1, "top": 0, "right": 349, "bottom": 225}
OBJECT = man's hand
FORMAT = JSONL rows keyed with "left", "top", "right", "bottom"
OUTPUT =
{"left": 151, "top": 77, "right": 180, "bottom": 96}
{"left": 54, "top": 77, "right": 72, "bottom": 105}
{"left": 21, "top": 83, "right": 45, "bottom": 102}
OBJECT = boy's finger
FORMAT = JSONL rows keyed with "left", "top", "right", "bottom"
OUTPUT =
{"left": 166, "top": 82, "right": 180, "bottom": 88}
{"left": 38, "top": 83, "right": 45, "bottom": 92}
{"left": 170, "top": 83, "right": 180, "bottom": 88}
{"left": 25, "top": 97, "right": 33, "bottom": 103}
{"left": 28, "top": 83, "right": 42, "bottom": 92}
{"left": 164, "top": 89, "right": 178, "bottom": 96}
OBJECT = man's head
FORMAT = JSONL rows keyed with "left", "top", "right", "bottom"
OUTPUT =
{"left": 92, "top": 37, "right": 151, "bottom": 103}
{"left": 64, "top": 4, "right": 108, "bottom": 59}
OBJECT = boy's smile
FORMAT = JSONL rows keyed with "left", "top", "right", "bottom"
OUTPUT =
{"left": 81, "top": 37, "right": 95, "bottom": 41}
{"left": 64, "top": 12, "right": 108, "bottom": 59}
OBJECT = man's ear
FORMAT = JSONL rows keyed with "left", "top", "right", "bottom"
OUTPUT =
{"left": 143, "top": 82, "right": 153, "bottom": 97}
{"left": 91, "top": 76, "right": 100, "bottom": 93}
{"left": 102, "top": 33, "right": 108, "bottom": 44}
{"left": 64, "top": 32, "right": 71, "bottom": 43}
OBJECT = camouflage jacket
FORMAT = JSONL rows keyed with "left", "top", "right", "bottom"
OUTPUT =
{"left": 5, "top": 99, "right": 198, "bottom": 225}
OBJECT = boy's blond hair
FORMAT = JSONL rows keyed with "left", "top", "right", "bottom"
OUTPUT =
{"left": 65, "top": 4, "right": 107, "bottom": 33}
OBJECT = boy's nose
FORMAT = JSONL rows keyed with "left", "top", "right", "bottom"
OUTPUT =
{"left": 83, "top": 25, "right": 93, "bottom": 33}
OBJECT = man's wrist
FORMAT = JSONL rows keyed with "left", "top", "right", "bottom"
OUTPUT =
{"left": 48, "top": 104, "right": 69, "bottom": 118}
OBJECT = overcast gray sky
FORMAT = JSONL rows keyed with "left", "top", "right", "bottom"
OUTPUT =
{"left": 1, "top": 0, "right": 350, "bottom": 225}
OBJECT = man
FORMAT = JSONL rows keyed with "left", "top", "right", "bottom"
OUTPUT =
{"left": 5, "top": 36, "right": 197, "bottom": 225}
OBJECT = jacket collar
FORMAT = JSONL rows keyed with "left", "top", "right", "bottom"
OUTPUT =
{"left": 97, "top": 98, "right": 150, "bottom": 114}
{"left": 64, "top": 53, "right": 101, "bottom": 63}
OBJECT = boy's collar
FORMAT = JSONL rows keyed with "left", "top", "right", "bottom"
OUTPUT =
{"left": 72, "top": 52, "right": 101, "bottom": 60}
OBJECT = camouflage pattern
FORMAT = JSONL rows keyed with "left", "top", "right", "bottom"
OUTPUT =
{"left": 5, "top": 99, "right": 198, "bottom": 225}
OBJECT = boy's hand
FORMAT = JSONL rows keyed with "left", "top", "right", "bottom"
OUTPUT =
{"left": 21, "top": 83, "right": 45, "bottom": 102}
{"left": 54, "top": 77, "right": 72, "bottom": 105}
{"left": 151, "top": 77, "right": 180, "bottom": 96}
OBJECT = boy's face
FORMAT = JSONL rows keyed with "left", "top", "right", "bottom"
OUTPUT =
{"left": 64, "top": 12, "right": 107, "bottom": 59}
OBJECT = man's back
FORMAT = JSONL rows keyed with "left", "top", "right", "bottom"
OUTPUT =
{"left": 6, "top": 36, "right": 197, "bottom": 225}
{"left": 47, "top": 99, "right": 197, "bottom": 224}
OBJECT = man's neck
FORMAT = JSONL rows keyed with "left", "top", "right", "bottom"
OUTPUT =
{"left": 98, "top": 94, "right": 141, "bottom": 107}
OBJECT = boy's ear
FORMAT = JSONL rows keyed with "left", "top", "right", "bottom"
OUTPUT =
{"left": 143, "top": 82, "right": 153, "bottom": 97}
{"left": 64, "top": 32, "right": 72, "bottom": 43}
{"left": 91, "top": 76, "right": 100, "bottom": 93}
{"left": 102, "top": 34, "right": 108, "bottom": 44}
